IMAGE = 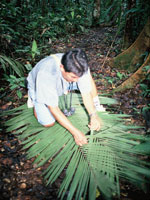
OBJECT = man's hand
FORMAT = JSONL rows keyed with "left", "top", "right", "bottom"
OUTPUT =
{"left": 88, "top": 114, "right": 102, "bottom": 131}
{"left": 48, "top": 106, "right": 88, "bottom": 146}
{"left": 73, "top": 130, "right": 88, "bottom": 146}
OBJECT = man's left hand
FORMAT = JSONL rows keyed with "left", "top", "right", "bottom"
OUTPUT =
{"left": 88, "top": 114, "right": 102, "bottom": 131}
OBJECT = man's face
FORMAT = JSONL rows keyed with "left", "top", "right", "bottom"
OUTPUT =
{"left": 60, "top": 65, "right": 79, "bottom": 82}
{"left": 63, "top": 72, "right": 79, "bottom": 82}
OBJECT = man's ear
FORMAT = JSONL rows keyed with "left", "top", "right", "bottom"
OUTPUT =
{"left": 60, "top": 64, "right": 65, "bottom": 72}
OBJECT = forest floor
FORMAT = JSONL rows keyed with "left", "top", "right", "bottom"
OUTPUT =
{"left": 0, "top": 26, "right": 150, "bottom": 200}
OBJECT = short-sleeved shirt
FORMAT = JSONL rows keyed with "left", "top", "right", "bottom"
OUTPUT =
{"left": 27, "top": 53, "right": 91, "bottom": 107}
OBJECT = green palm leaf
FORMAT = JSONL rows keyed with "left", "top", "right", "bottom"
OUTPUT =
{"left": 0, "top": 55, "right": 25, "bottom": 77}
{"left": 2, "top": 94, "right": 150, "bottom": 200}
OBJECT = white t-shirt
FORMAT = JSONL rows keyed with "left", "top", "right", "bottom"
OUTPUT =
{"left": 27, "top": 53, "right": 91, "bottom": 107}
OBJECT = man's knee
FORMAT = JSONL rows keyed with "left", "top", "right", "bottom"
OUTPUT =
{"left": 43, "top": 122, "right": 55, "bottom": 127}
{"left": 33, "top": 107, "right": 55, "bottom": 127}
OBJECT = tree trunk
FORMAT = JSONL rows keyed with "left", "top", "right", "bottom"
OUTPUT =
{"left": 123, "top": 0, "right": 136, "bottom": 49}
{"left": 41, "top": 0, "right": 49, "bottom": 16}
{"left": 109, "top": 17, "right": 150, "bottom": 72}
{"left": 113, "top": 53, "right": 150, "bottom": 92}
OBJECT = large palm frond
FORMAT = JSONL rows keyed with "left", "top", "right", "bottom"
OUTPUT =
{"left": 2, "top": 94, "right": 150, "bottom": 200}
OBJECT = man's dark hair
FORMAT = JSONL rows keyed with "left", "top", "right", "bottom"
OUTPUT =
{"left": 61, "top": 48, "right": 88, "bottom": 77}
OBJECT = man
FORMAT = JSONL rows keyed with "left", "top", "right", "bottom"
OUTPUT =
{"left": 27, "top": 48, "right": 105, "bottom": 146}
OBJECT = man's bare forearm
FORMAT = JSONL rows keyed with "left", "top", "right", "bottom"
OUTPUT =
{"left": 81, "top": 92, "right": 96, "bottom": 115}
{"left": 48, "top": 106, "right": 78, "bottom": 135}
{"left": 81, "top": 92, "right": 102, "bottom": 131}
{"left": 48, "top": 106, "right": 88, "bottom": 146}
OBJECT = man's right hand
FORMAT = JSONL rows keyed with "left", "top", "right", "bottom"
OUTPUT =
{"left": 48, "top": 106, "right": 88, "bottom": 146}
{"left": 73, "top": 130, "right": 88, "bottom": 146}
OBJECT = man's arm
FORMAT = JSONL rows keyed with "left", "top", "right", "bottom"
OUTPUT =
{"left": 81, "top": 92, "right": 102, "bottom": 131}
{"left": 48, "top": 106, "right": 88, "bottom": 146}
{"left": 81, "top": 73, "right": 102, "bottom": 131}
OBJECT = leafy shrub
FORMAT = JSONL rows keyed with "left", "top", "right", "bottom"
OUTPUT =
{"left": 3, "top": 74, "right": 26, "bottom": 99}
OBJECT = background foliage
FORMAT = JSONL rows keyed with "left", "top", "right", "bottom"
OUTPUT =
{"left": 0, "top": 0, "right": 149, "bottom": 102}
{"left": 0, "top": 0, "right": 149, "bottom": 113}
{"left": 0, "top": 0, "right": 149, "bottom": 57}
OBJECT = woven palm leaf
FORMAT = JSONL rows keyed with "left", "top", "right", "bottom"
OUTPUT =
{"left": 3, "top": 94, "right": 150, "bottom": 200}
